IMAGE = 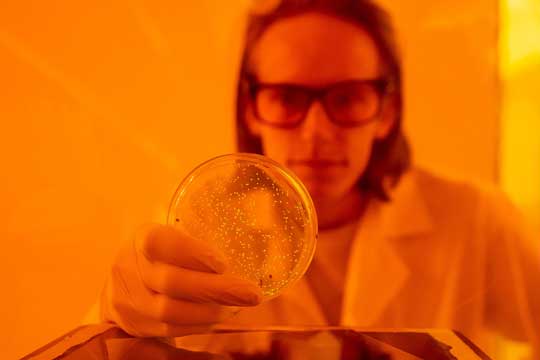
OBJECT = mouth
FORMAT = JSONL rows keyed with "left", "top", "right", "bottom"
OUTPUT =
{"left": 287, "top": 158, "right": 348, "bottom": 169}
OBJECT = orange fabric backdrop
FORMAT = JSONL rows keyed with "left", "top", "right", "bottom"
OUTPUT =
{"left": 0, "top": 1, "right": 503, "bottom": 358}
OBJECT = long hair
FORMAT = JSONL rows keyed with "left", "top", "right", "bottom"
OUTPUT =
{"left": 235, "top": 0, "right": 411, "bottom": 200}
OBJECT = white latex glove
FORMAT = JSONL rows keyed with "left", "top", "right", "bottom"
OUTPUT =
{"left": 101, "top": 223, "right": 263, "bottom": 337}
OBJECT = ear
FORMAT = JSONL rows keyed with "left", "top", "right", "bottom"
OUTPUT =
{"left": 375, "top": 94, "right": 398, "bottom": 140}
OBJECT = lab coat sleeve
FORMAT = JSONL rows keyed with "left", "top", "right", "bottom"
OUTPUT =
{"left": 484, "top": 190, "right": 540, "bottom": 356}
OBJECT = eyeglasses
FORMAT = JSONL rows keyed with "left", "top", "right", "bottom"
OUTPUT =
{"left": 247, "top": 78, "right": 392, "bottom": 128}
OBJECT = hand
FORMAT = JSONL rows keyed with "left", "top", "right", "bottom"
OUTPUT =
{"left": 101, "top": 223, "right": 263, "bottom": 337}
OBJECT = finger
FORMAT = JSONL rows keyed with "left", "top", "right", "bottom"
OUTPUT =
{"left": 112, "top": 299, "right": 214, "bottom": 338}
{"left": 136, "top": 224, "right": 228, "bottom": 274}
{"left": 147, "top": 293, "right": 239, "bottom": 326}
{"left": 110, "top": 245, "right": 239, "bottom": 326}
{"left": 137, "top": 253, "right": 263, "bottom": 306}
{"left": 108, "top": 267, "right": 224, "bottom": 338}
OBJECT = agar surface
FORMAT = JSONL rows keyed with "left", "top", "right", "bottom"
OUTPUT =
{"left": 173, "top": 161, "right": 313, "bottom": 297}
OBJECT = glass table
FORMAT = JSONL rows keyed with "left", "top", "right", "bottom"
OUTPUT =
{"left": 22, "top": 324, "right": 492, "bottom": 360}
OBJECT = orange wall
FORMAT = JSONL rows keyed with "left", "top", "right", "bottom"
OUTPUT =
{"left": 1, "top": 1, "right": 502, "bottom": 358}
{"left": 0, "top": 2, "right": 242, "bottom": 357}
{"left": 378, "top": 0, "right": 500, "bottom": 181}
{"left": 500, "top": 0, "right": 540, "bottom": 229}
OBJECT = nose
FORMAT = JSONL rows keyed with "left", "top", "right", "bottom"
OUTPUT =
{"left": 298, "top": 100, "right": 338, "bottom": 142}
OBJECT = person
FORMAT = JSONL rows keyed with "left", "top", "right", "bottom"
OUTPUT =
{"left": 99, "top": 0, "right": 540, "bottom": 357}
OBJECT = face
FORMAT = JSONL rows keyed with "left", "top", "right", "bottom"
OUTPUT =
{"left": 246, "top": 12, "right": 396, "bottom": 202}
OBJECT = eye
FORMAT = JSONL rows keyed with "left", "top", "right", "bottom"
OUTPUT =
{"left": 332, "top": 92, "right": 354, "bottom": 107}
{"left": 255, "top": 86, "right": 309, "bottom": 125}
{"left": 328, "top": 84, "right": 377, "bottom": 109}
{"left": 273, "top": 88, "right": 305, "bottom": 107}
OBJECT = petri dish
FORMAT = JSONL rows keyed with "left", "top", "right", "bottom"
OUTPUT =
{"left": 167, "top": 153, "right": 317, "bottom": 299}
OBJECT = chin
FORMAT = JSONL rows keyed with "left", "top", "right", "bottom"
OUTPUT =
{"left": 302, "top": 178, "right": 351, "bottom": 203}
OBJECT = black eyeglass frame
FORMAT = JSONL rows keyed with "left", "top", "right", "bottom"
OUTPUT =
{"left": 245, "top": 75, "right": 394, "bottom": 129}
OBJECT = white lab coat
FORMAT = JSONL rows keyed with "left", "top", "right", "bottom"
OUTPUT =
{"left": 176, "top": 168, "right": 539, "bottom": 358}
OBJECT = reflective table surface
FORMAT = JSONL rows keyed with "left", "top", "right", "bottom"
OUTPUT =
{"left": 22, "top": 325, "right": 491, "bottom": 360}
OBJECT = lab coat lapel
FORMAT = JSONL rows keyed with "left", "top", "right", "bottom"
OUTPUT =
{"left": 278, "top": 276, "right": 328, "bottom": 325}
{"left": 342, "top": 170, "right": 434, "bottom": 326}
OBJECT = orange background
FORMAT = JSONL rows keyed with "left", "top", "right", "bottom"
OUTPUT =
{"left": 0, "top": 1, "right": 537, "bottom": 358}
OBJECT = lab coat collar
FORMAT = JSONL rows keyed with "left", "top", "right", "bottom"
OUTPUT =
{"left": 279, "top": 169, "right": 435, "bottom": 327}
{"left": 342, "top": 169, "right": 434, "bottom": 326}
{"left": 383, "top": 169, "right": 434, "bottom": 239}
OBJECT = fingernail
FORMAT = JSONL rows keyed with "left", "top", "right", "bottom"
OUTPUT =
{"left": 204, "top": 253, "right": 228, "bottom": 274}
{"left": 224, "top": 286, "right": 262, "bottom": 306}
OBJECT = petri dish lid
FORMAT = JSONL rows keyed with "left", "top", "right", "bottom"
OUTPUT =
{"left": 168, "top": 153, "right": 318, "bottom": 299}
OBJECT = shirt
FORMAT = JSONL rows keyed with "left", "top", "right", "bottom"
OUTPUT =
{"left": 306, "top": 219, "right": 357, "bottom": 325}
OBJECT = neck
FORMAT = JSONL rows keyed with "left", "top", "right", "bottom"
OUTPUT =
{"left": 313, "top": 188, "right": 367, "bottom": 230}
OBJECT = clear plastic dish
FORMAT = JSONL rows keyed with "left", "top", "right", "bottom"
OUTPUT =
{"left": 168, "top": 153, "right": 317, "bottom": 299}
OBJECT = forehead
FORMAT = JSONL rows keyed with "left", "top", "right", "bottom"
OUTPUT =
{"left": 250, "top": 12, "right": 382, "bottom": 85}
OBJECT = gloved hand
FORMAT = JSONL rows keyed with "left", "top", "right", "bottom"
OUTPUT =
{"left": 101, "top": 223, "right": 263, "bottom": 337}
